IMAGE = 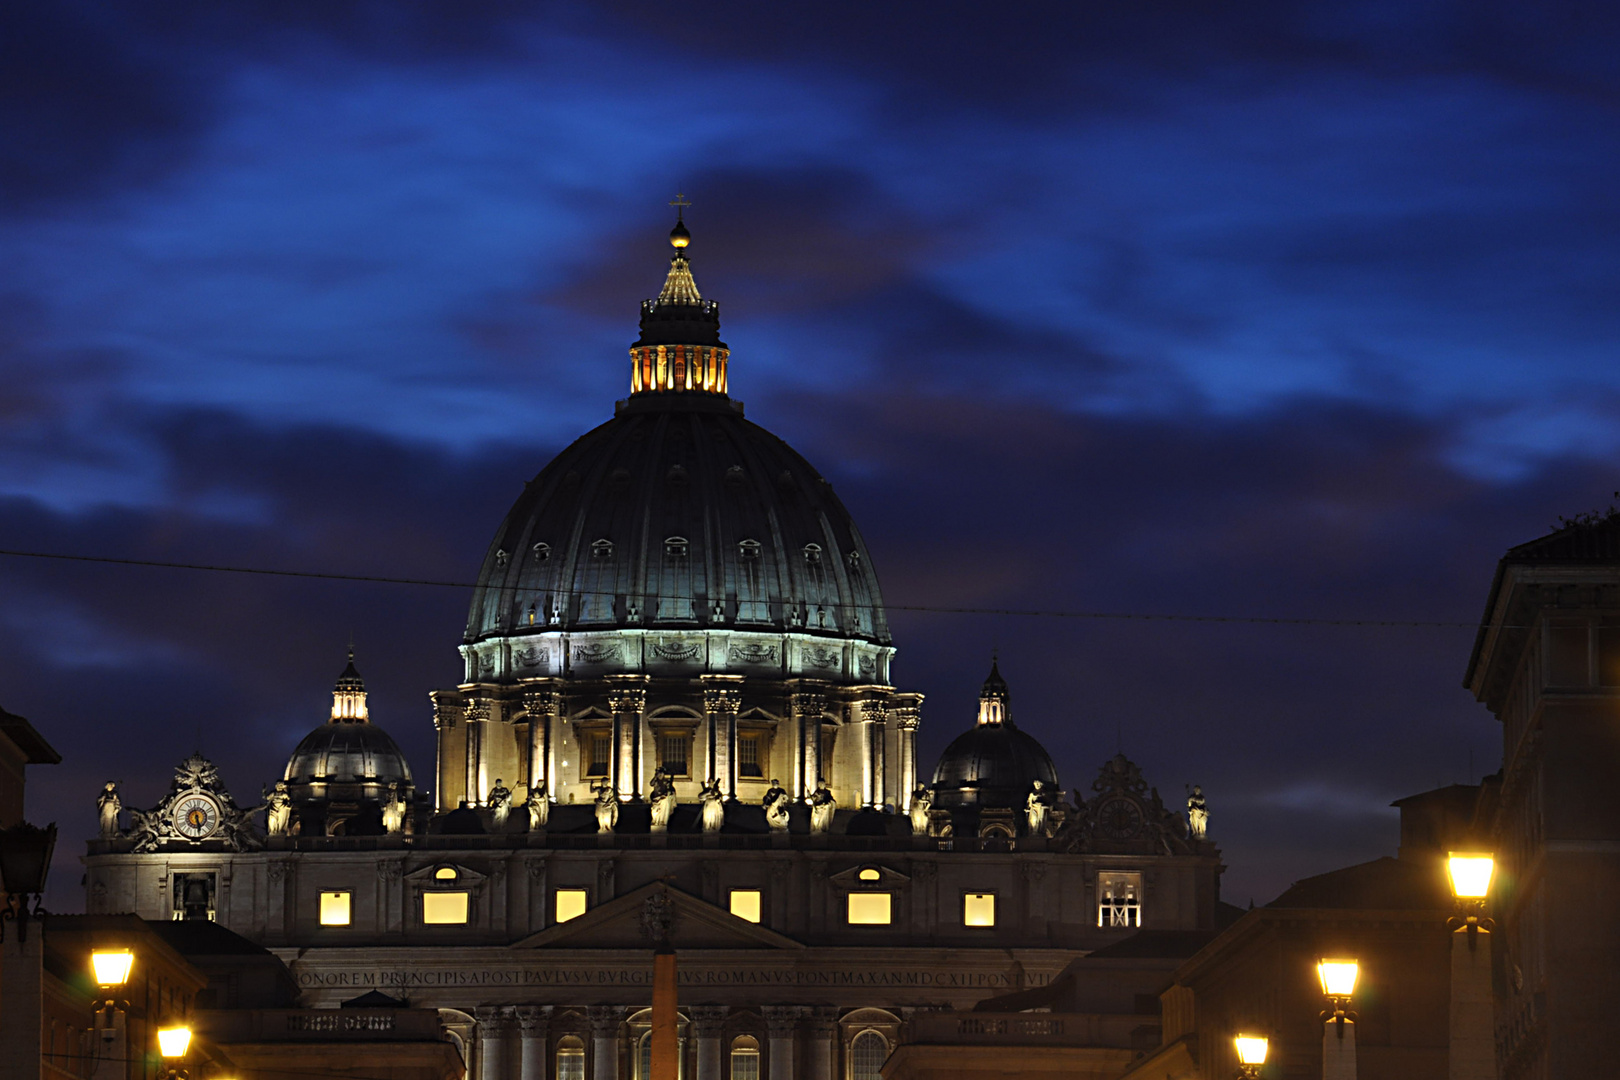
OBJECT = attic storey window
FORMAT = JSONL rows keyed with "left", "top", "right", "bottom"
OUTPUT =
{"left": 1097, "top": 871, "right": 1142, "bottom": 928}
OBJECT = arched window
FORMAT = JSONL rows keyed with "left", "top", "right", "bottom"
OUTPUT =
{"left": 637, "top": 1031, "right": 652, "bottom": 1080}
{"left": 557, "top": 1036, "right": 585, "bottom": 1080}
{"left": 730, "top": 1036, "right": 760, "bottom": 1080}
{"left": 851, "top": 1031, "right": 888, "bottom": 1080}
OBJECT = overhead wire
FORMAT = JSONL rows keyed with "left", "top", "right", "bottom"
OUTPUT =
{"left": 0, "top": 546, "right": 1492, "bottom": 631}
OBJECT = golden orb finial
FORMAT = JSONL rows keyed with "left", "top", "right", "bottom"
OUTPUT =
{"left": 668, "top": 191, "right": 692, "bottom": 249}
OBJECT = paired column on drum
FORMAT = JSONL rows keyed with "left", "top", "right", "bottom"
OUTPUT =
{"left": 892, "top": 695, "right": 922, "bottom": 811}
{"left": 465, "top": 697, "right": 494, "bottom": 806}
{"left": 690, "top": 1005, "right": 727, "bottom": 1080}
{"left": 606, "top": 676, "right": 649, "bottom": 801}
{"left": 763, "top": 1007, "right": 802, "bottom": 1080}
{"left": 430, "top": 690, "right": 461, "bottom": 811}
{"left": 523, "top": 688, "right": 560, "bottom": 802}
{"left": 701, "top": 675, "right": 743, "bottom": 798}
{"left": 849, "top": 694, "right": 889, "bottom": 809}
{"left": 789, "top": 682, "right": 827, "bottom": 801}
{"left": 588, "top": 1006, "right": 623, "bottom": 1080}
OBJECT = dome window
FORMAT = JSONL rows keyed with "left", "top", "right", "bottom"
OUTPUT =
{"left": 738, "top": 539, "right": 761, "bottom": 560}
{"left": 666, "top": 464, "right": 688, "bottom": 482}
{"left": 533, "top": 542, "right": 551, "bottom": 561}
{"left": 592, "top": 539, "right": 614, "bottom": 559}
{"left": 846, "top": 550, "right": 862, "bottom": 569}
{"left": 725, "top": 465, "right": 745, "bottom": 483}
{"left": 803, "top": 543, "right": 822, "bottom": 566}
{"left": 665, "top": 536, "right": 689, "bottom": 558}
{"left": 495, "top": 549, "right": 509, "bottom": 568}
{"left": 610, "top": 467, "right": 632, "bottom": 486}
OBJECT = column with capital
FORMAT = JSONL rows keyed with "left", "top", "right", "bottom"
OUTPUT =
{"left": 867, "top": 697, "right": 888, "bottom": 808}
{"left": 790, "top": 683, "right": 827, "bottom": 802}
{"left": 607, "top": 676, "right": 649, "bottom": 802}
{"left": 588, "top": 1006, "right": 623, "bottom": 1080}
{"left": 807, "top": 1008, "right": 837, "bottom": 1080}
{"left": 466, "top": 697, "right": 493, "bottom": 806}
{"left": 523, "top": 686, "right": 560, "bottom": 805}
{"left": 689, "top": 1006, "right": 727, "bottom": 1080}
{"left": 702, "top": 676, "right": 743, "bottom": 798}
{"left": 476, "top": 1007, "right": 517, "bottom": 1080}
{"left": 763, "top": 1007, "right": 801, "bottom": 1080}
{"left": 516, "top": 1007, "right": 552, "bottom": 1080}
{"left": 430, "top": 691, "right": 462, "bottom": 811}
{"left": 892, "top": 695, "right": 922, "bottom": 812}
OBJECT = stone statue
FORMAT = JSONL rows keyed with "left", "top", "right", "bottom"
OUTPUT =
{"left": 97, "top": 782, "right": 122, "bottom": 839}
{"left": 908, "top": 785, "right": 932, "bottom": 835}
{"left": 524, "top": 780, "right": 549, "bottom": 831}
{"left": 263, "top": 780, "right": 292, "bottom": 837}
{"left": 809, "top": 778, "right": 836, "bottom": 835}
{"left": 489, "top": 779, "right": 513, "bottom": 830}
{"left": 593, "top": 779, "right": 619, "bottom": 834}
{"left": 649, "top": 768, "right": 677, "bottom": 832}
{"left": 699, "top": 779, "right": 725, "bottom": 833}
{"left": 1186, "top": 784, "right": 1209, "bottom": 840}
{"left": 1025, "top": 779, "right": 1053, "bottom": 837}
{"left": 381, "top": 780, "right": 407, "bottom": 835}
{"left": 762, "top": 779, "right": 791, "bottom": 832}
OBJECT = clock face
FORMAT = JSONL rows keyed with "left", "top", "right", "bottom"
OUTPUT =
{"left": 173, "top": 794, "right": 221, "bottom": 840}
{"left": 1096, "top": 797, "right": 1144, "bottom": 841}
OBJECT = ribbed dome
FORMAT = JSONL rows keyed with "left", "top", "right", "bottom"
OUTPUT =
{"left": 464, "top": 394, "right": 890, "bottom": 649}
{"left": 284, "top": 723, "right": 413, "bottom": 795}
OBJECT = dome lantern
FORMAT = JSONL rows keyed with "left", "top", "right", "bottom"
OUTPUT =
{"left": 330, "top": 648, "right": 369, "bottom": 724}
{"left": 630, "top": 197, "right": 730, "bottom": 396}
{"left": 977, "top": 658, "right": 1010, "bottom": 726}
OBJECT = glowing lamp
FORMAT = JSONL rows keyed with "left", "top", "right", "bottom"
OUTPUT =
{"left": 1234, "top": 1033, "right": 1269, "bottom": 1077}
{"left": 91, "top": 950, "right": 134, "bottom": 988}
{"left": 157, "top": 1026, "right": 192, "bottom": 1059}
{"left": 1317, "top": 958, "right": 1359, "bottom": 999}
{"left": 1448, "top": 853, "right": 1494, "bottom": 900}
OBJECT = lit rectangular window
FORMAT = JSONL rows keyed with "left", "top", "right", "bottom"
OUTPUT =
{"left": 319, "top": 891, "right": 351, "bottom": 926}
{"left": 730, "top": 890, "right": 762, "bottom": 923}
{"left": 556, "top": 889, "right": 589, "bottom": 924}
{"left": 422, "top": 891, "right": 469, "bottom": 925}
{"left": 1097, "top": 871, "right": 1143, "bottom": 928}
{"left": 846, "top": 892, "right": 892, "bottom": 925}
{"left": 963, "top": 892, "right": 995, "bottom": 927}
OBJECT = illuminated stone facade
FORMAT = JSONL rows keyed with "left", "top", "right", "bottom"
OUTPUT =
{"left": 81, "top": 216, "right": 1225, "bottom": 1080}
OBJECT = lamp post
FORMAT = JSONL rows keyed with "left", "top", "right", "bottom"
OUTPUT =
{"left": 1446, "top": 852, "right": 1498, "bottom": 1080}
{"left": 1316, "top": 958, "right": 1359, "bottom": 1080}
{"left": 1234, "top": 1034, "right": 1268, "bottom": 1079}
{"left": 89, "top": 949, "right": 134, "bottom": 1080}
{"left": 157, "top": 1026, "right": 192, "bottom": 1080}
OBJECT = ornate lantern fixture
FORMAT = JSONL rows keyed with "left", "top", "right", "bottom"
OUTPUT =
{"left": 1233, "top": 1033, "right": 1269, "bottom": 1078}
{"left": 0, "top": 820, "right": 55, "bottom": 940}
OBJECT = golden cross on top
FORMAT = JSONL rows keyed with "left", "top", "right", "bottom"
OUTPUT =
{"left": 669, "top": 192, "right": 692, "bottom": 221}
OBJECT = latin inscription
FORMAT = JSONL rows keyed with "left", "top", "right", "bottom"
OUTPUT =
{"left": 295, "top": 967, "right": 1050, "bottom": 990}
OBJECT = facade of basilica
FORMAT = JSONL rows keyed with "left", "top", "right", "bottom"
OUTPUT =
{"left": 80, "top": 215, "right": 1223, "bottom": 1080}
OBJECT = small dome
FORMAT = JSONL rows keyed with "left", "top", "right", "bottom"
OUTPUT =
{"left": 929, "top": 661, "right": 1058, "bottom": 809}
{"left": 283, "top": 722, "right": 413, "bottom": 794}
{"left": 930, "top": 724, "right": 1059, "bottom": 810}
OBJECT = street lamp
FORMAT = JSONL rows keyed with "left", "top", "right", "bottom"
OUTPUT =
{"left": 157, "top": 1026, "right": 192, "bottom": 1080}
{"left": 1447, "top": 851, "right": 1497, "bottom": 1080}
{"left": 1234, "top": 1034, "right": 1268, "bottom": 1078}
{"left": 1447, "top": 852, "right": 1495, "bottom": 941}
{"left": 91, "top": 948, "right": 135, "bottom": 1040}
{"left": 0, "top": 820, "right": 56, "bottom": 941}
{"left": 1316, "top": 958, "right": 1359, "bottom": 1030}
